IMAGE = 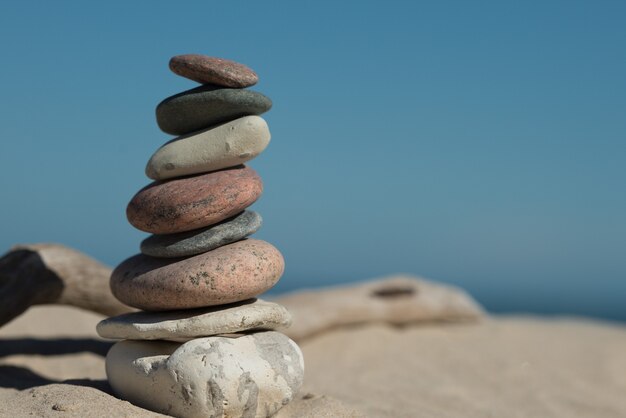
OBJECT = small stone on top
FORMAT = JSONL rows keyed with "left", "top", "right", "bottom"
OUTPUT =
{"left": 169, "top": 54, "right": 258, "bottom": 88}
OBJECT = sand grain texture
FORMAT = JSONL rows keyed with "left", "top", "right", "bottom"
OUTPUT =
{"left": 1, "top": 280, "right": 625, "bottom": 417}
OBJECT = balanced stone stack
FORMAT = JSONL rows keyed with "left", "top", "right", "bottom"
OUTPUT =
{"left": 96, "top": 55, "right": 304, "bottom": 418}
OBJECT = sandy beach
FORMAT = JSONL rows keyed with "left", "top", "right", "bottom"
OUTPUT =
{"left": 1, "top": 277, "right": 624, "bottom": 417}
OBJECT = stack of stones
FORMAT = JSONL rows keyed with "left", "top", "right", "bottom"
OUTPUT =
{"left": 96, "top": 54, "right": 304, "bottom": 418}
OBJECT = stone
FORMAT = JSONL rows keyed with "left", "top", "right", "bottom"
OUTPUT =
{"left": 106, "top": 331, "right": 304, "bottom": 418}
{"left": 156, "top": 85, "right": 272, "bottom": 136}
{"left": 169, "top": 54, "right": 258, "bottom": 88}
{"left": 127, "top": 165, "right": 262, "bottom": 234}
{"left": 140, "top": 210, "right": 262, "bottom": 258}
{"left": 96, "top": 298, "right": 291, "bottom": 341}
{"left": 145, "top": 116, "right": 270, "bottom": 181}
{"left": 110, "top": 239, "right": 284, "bottom": 311}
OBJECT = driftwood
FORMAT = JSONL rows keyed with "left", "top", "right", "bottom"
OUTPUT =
{"left": 274, "top": 275, "right": 485, "bottom": 341}
{"left": 0, "top": 243, "right": 131, "bottom": 327}
{"left": 0, "top": 244, "right": 485, "bottom": 337}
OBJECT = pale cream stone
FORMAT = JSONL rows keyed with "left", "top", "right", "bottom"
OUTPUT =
{"left": 96, "top": 299, "right": 291, "bottom": 341}
{"left": 146, "top": 115, "right": 270, "bottom": 180}
{"left": 106, "top": 332, "right": 304, "bottom": 418}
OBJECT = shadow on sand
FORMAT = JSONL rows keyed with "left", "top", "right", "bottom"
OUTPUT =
{"left": 0, "top": 365, "right": 111, "bottom": 392}
{"left": 0, "top": 338, "right": 113, "bottom": 358}
{"left": 0, "top": 338, "right": 114, "bottom": 391}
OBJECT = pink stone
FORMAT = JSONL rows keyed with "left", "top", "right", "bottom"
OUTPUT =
{"left": 126, "top": 165, "right": 262, "bottom": 234}
{"left": 110, "top": 239, "right": 284, "bottom": 311}
{"left": 169, "top": 54, "right": 258, "bottom": 88}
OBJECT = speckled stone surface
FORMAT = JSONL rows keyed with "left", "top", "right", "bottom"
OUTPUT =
{"left": 156, "top": 85, "right": 272, "bottom": 136}
{"left": 146, "top": 115, "right": 270, "bottom": 181}
{"left": 169, "top": 54, "right": 258, "bottom": 88}
{"left": 110, "top": 239, "right": 284, "bottom": 311}
{"left": 126, "top": 165, "right": 262, "bottom": 234}
{"left": 96, "top": 298, "right": 291, "bottom": 341}
{"left": 106, "top": 331, "right": 304, "bottom": 418}
{"left": 140, "top": 210, "right": 262, "bottom": 258}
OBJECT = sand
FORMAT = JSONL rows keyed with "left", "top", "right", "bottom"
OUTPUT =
{"left": 1, "top": 288, "right": 625, "bottom": 417}
{"left": 300, "top": 318, "right": 626, "bottom": 417}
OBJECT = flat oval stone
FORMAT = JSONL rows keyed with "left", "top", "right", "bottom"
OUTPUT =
{"left": 156, "top": 85, "right": 272, "bottom": 136}
{"left": 127, "top": 165, "right": 262, "bottom": 234}
{"left": 169, "top": 54, "right": 258, "bottom": 88}
{"left": 146, "top": 116, "right": 270, "bottom": 181}
{"left": 106, "top": 331, "right": 304, "bottom": 418}
{"left": 140, "top": 210, "right": 262, "bottom": 258}
{"left": 96, "top": 298, "right": 291, "bottom": 341}
{"left": 110, "top": 239, "right": 284, "bottom": 311}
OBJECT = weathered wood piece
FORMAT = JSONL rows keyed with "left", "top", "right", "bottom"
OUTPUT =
{"left": 0, "top": 244, "right": 131, "bottom": 327}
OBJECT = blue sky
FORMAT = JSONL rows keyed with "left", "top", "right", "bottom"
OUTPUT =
{"left": 1, "top": 1, "right": 625, "bottom": 320}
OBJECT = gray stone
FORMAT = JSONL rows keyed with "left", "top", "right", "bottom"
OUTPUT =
{"left": 96, "top": 298, "right": 291, "bottom": 341}
{"left": 140, "top": 211, "right": 262, "bottom": 258}
{"left": 106, "top": 331, "right": 304, "bottom": 418}
{"left": 156, "top": 84, "right": 272, "bottom": 136}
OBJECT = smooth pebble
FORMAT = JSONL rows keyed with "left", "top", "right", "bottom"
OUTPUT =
{"left": 96, "top": 298, "right": 291, "bottom": 341}
{"left": 156, "top": 85, "right": 271, "bottom": 136}
{"left": 110, "top": 239, "right": 284, "bottom": 311}
{"left": 127, "top": 165, "right": 262, "bottom": 235}
{"left": 146, "top": 116, "right": 270, "bottom": 181}
{"left": 169, "top": 54, "right": 258, "bottom": 88}
{"left": 140, "top": 210, "right": 262, "bottom": 258}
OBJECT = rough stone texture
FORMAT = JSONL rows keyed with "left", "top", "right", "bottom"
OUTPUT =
{"left": 275, "top": 275, "right": 485, "bottom": 341}
{"left": 106, "top": 332, "right": 304, "bottom": 418}
{"left": 127, "top": 165, "right": 262, "bottom": 235}
{"left": 169, "top": 54, "right": 258, "bottom": 88}
{"left": 0, "top": 305, "right": 352, "bottom": 418}
{"left": 156, "top": 85, "right": 272, "bottom": 136}
{"left": 146, "top": 116, "right": 270, "bottom": 181}
{"left": 96, "top": 298, "right": 291, "bottom": 341}
{"left": 110, "top": 239, "right": 284, "bottom": 311}
{"left": 141, "top": 211, "right": 262, "bottom": 258}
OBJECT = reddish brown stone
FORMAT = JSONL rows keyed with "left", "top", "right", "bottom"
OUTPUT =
{"left": 110, "top": 239, "right": 284, "bottom": 311}
{"left": 127, "top": 165, "right": 262, "bottom": 234}
{"left": 169, "top": 54, "right": 258, "bottom": 88}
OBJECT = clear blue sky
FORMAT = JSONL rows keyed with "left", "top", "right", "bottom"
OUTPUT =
{"left": 1, "top": 1, "right": 625, "bottom": 320}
